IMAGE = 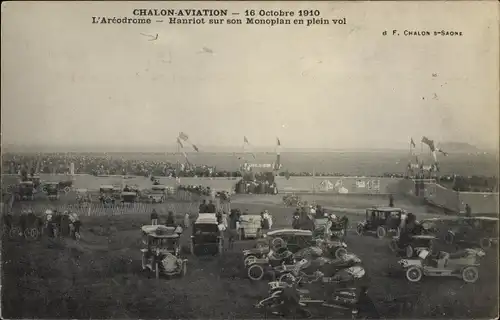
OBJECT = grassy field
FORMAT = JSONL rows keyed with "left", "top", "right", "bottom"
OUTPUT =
{"left": 2, "top": 194, "right": 498, "bottom": 319}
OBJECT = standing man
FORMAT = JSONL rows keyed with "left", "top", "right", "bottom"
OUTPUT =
{"left": 207, "top": 200, "right": 216, "bottom": 213}
{"left": 389, "top": 194, "right": 394, "bottom": 208}
{"left": 150, "top": 209, "right": 158, "bottom": 225}
{"left": 465, "top": 204, "right": 472, "bottom": 217}
{"left": 199, "top": 199, "right": 207, "bottom": 213}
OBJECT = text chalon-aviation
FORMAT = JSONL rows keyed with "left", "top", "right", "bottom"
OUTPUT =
{"left": 133, "top": 9, "right": 228, "bottom": 17}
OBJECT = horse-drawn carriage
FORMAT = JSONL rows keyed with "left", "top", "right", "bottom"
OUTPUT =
{"left": 140, "top": 225, "right": 188, "bottom": 279}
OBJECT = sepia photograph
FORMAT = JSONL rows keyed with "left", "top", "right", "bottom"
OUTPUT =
{"left": 1, "top": 1, "right": 499, "bottom": 319}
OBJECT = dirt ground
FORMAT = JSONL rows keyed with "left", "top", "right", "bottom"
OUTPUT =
{"left": 2, "top": 194, "right": 498, "bottom": 319}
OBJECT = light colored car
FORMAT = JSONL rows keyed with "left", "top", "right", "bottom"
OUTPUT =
{"left": 398, "top": 248, "right": 485, "bottom": 283}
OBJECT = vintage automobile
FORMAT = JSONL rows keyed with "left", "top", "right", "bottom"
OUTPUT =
{"left": 26, "top": 175, "right": 42, "bottom": 190}
{"left": 256, "top": 257, "right": 366, "bottom": 318}
{"left": 58, "top": 179, "right": 74, "bottom": 193}
{"left": 356, "top": 207, "right": 406, "bottom": 239}
{"left": 390, "top": 235, "right": 436, "bottom": 258}
{"left": 398, "top": 248, "right": 485, "bottom": 283}
{"left": 238, "top": 214, "right": 262, "bottom": 240}
{"left": 444, "top": 216, "right": 499, "bottom": 249}
{"left": 99, "top": 185, "right": 119, "bottom": 204}
{"left": 44, "top": 182, "right": 60, "bottom": 200}
{"left": 121, "top": 191, "right": 137, "bottom": 203}
{"left": 246, "top": 247, "right": 297, "bottom": 281}
{"left": 190, "top": 213, "right": 224, "bottom": 255}
{"left": 140, "top": 225, "right": 187, "bottom": 279}
{"left": 15, "top": 181, "right": 35, "bottom": 201}
{"left": 244, "top": 229, "right": 315, "bottom": 266}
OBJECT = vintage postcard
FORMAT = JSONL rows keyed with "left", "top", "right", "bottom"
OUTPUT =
{"left": 1, "top": 1, "right": 498, "bottom": 319}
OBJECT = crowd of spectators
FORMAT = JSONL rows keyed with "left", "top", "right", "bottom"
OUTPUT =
{"left": 2, "top": 154, "right": 497, "bottom": 192}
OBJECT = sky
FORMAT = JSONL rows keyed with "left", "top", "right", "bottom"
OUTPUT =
{"left": 1, "top": 1, "right": 499, "bottom": 151}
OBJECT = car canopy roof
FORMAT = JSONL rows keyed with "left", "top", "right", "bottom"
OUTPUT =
{"left": 370, "top": 207, "right": 403, "bottom": 212}
{"left": 152, "top": 185, "right": 167, "bottom": 190}
{"left": 121, "top": 191, "right": 137, "bottom": 196}
{"left": 195, "top": 213, "right": 218, "bottom": 224}
{"left": 266, "top": 229, "right": 312, "bottom": 237}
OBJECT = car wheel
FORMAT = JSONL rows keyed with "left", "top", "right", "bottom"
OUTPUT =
{"left": 389, "top": 239, "right": 398, "bottom": 252}
{"left": 244, "top": 255, "right": 258, "bottom": 267}
{"left": 64, "top": 186, "right": 70, "bottom": 193}
{"left": 405, "top": 245, "right": 414, "bottom": 258}
{"left": 462, "top": 266, "right": 479, "bottom": 283}
{"left": 376, "top": 226, "right": 386, "bottom": 239}
{"left": 334, "top": 247, "right": 348, "bottom": 259}
{"left": 271, "top": 237, "right": 285, "bottom": 249}
{"left": 356, "top": 224, "right": 364, "bottom": 236}
{"left": 248, "top": 264, "right": 265, "bottom": 281}
{"left": 480, "top": 238, "right": 492, "bottom": 249}
{"left": 279, "top": 272, "right": 296, "bottom": 285}
{"left": 405, "top": 266, "right": 423, "bottom": 282}
{"left": 444, "top": 232, "right": 454, "bottom": 245}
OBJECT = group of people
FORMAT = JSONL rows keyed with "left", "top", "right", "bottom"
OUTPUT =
{"left": 235, "top": 179, "right": 278, "bottom": 195}
{"left": 3, "top": 209, "right": 82, "bottom": 240}
{"left": 150, "top": 209, "right": 190, "bottom": 230}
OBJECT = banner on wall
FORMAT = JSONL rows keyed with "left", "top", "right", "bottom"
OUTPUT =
{"left": 356, "top": 180, "right": 366, "bottom": 188}
{"left": 320, "top": 180, "right": 334, "bottom": 191}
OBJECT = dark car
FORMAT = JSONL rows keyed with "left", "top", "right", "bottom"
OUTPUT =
{"left": 190, "top": 213, "right": 223, "bottom": 255}
{"left": 445, "top": 216, "right": 499, "bottom": 249}
{"left": 356, "top": 207, "right": 406, "bottom": 239}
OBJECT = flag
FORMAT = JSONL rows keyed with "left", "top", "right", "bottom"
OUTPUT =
{"left": 244, "top": 136, "right": 249, "bottom": 144}
{"left": 421, "top": 136, "right": 436, "bottom": 152}
{"left": 438, "top": 150, "right": 448, "bottom": 156}
{"left": 285, "top": 170, "right": 290, "bottom": 180}
{"left": 277, "top": 137, "right": 281, "bottom": 146}
{"left": 176, "top": 137, "right": 184, "bottom": 148}
{"left": 179, "top": 132, "right": 189, "bottom": 141}
{"left": 410, "top": 138, "right": 416, "bottom": 148}
{"left": 192, "top": 144, "right": 199, "bottom": 152}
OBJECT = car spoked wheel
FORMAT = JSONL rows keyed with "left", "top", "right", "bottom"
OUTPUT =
{"left": 389, "top": 239, "right": 398, "bottom": 252}
{"left": 248, "top": 264, "right": 265, "bottom": 281}
{"left": 462, "top": 266, "right": 479, "bottom": 283}
{"left": 480, "top": 238, "right": 492, "bottom": 249}
{"left": 244, "top": 255, "right": 258, "bottom": 267}
{"left": 335, "top": 247, "right": 348, "bottom": 260}
{"left": 271, "top": 237, "right": 286, "bottom": 250}
{"left": 405, "top": 266, "right": 423, "bottom": 282}
{"left": 278, "top": 272, "right": 295, "bottom": 285}
{"left": 405, "top": 245, "right": 414, "bottom": 258}
{"left": 376, "top": 227, "right": 386, "bottom": 239}
{"left": 64, "top": 186, "right": 71, "bottom": 193}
